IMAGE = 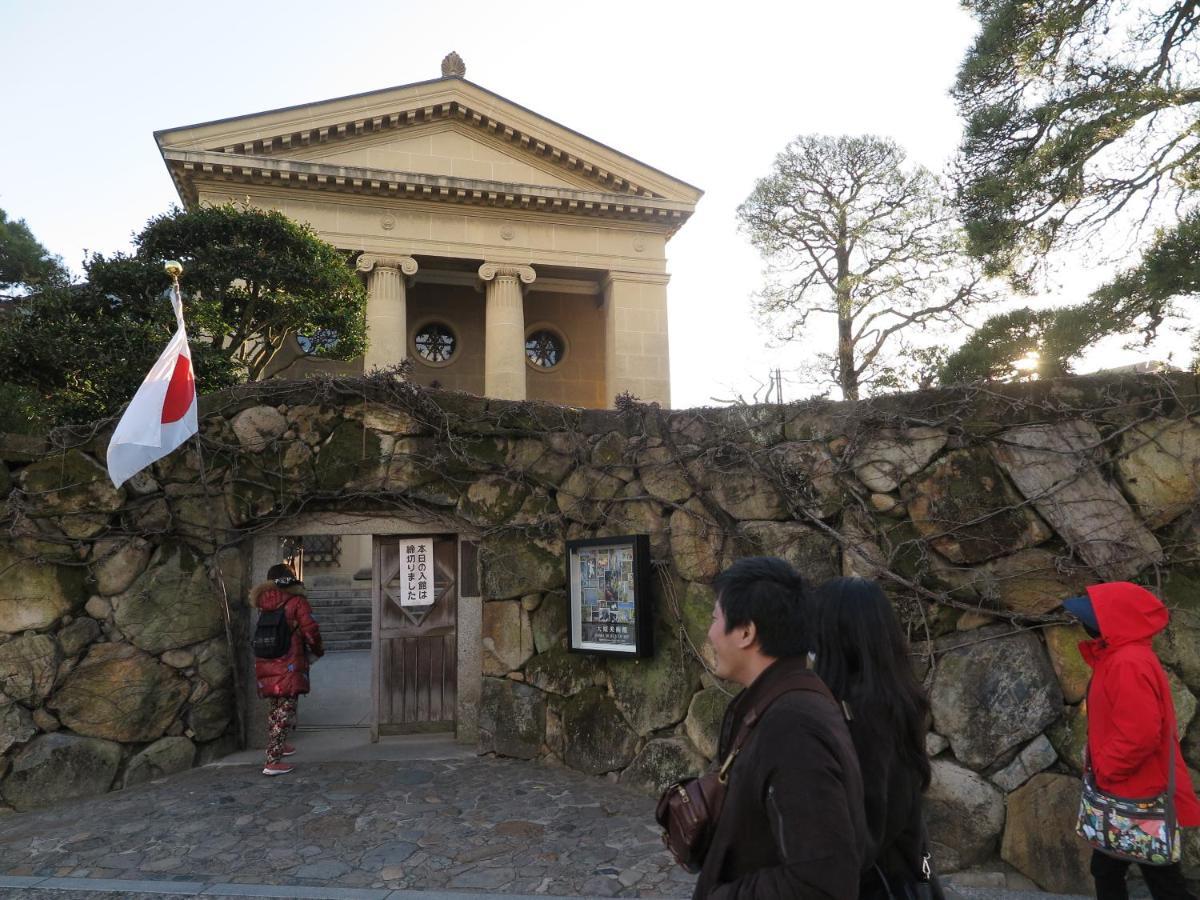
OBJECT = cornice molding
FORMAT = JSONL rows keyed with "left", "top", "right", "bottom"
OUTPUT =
{"left": 164, "top": 149, "right": 693, "bottom": 232}
{"left": 602, "top": 271, "right": 672, "bottom": 290}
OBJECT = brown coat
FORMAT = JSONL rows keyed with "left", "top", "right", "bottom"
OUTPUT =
{"left": 694, "top": 659, "right": 868, "bottom": 900}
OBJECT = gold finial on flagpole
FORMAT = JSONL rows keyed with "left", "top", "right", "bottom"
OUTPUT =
{"left": 164, "top": 260, "right": 183, "bottom": 282}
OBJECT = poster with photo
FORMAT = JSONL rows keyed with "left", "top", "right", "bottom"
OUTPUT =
{"left": 566, "top": 535, "right": 652, "bottom": 657}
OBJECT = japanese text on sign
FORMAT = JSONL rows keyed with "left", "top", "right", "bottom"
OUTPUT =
{"left": 401, "top": 538, "right": 434, "bottom": 606}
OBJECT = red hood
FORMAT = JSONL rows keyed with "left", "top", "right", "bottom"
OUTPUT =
{"left": 1079, "top": 582, "right": 1168, "bottom": 667}
{"left": 1088, "top": 582, "right": 1168, "bottom": 644}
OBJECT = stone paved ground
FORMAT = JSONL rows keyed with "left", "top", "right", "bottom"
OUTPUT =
{"left": 0, "top": 754, "right": 1091, "bottom": 899}
{"left": 0, "top": 757, "right": 694, "bottom": 898}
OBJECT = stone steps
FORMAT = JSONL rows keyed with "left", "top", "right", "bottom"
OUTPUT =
{"left": 306, "top": 588, "right": 372, "bottom": 601}
{"left": 307, "top": 587, "right": 371, "bottom": 650}
{"left": 324, "top": 639, "right": 371, "bottom": 652}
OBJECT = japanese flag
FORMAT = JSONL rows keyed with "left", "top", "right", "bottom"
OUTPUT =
{"left": 106, "top": 282, "right": 198, "bottom": 488}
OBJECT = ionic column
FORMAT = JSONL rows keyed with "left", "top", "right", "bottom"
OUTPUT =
{"left": 356, "top": 254, "right": 418, "bottom": 371}
{"left": 478, "top": 263, "right": 536, "bottom": 400}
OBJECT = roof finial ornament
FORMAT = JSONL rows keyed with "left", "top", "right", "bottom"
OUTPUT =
{"left": 441, "top": 51, "right": 465, "bottom": 78}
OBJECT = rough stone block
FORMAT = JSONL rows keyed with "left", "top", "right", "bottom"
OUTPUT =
{"left": 620, "top": 737, "right": 706, "bottom": 794}
{"left": 1117, "top": 418, "right": 1200, "bottom": 528}
{"left": 769, "top": 441, "right": 842, "bottom": 519}
{"left": 123, "top": 736, "right": 196, "bottom": 788}
{"left": 562, "top": 687, "right": 637, "bottom": 774}
{"left": 481, "top": 531, "right": 564, "bottom": 599}
{"left": 49, "top": 642, "right": 189, "bottom": 743}
{"left": 482, "top": 600, "right": 534, "bottom": 675}
{"left": 19, "top": 450, "right": 124, "bottom": 539}
{"left": 990, "top": 734, "right": 1057, "bottom": 793}
{"left": 1047, "top": 704, "right": 1087, "bottom": 776}
{"left": 57, "top": 616, "right": 101, "bottom": 659}
{"left": 993, "top": 421, "right": 1162, "bottom": 579}
{"left": 530, "top": 591, "right": 568, "bottom": 653}
{"left": 709, "top": 470, "right": 787, "bottom": 521}
{"left": 1000, "top": 773, "right": 1091, "bottom": 894}
{"left": 925, "top": 757, "right": 1006, "bottom": 872}
{"left": 906, "top": 448, "right": 1052, "bottom": 565}
{"left": 740, "top": 520, "right": 840, "bottom": 585}
{"left": 670, "top": 499, "right": 724, "bottom": 583}
{"left": 852, "top": 426, "right": 948, "bottom": 493}
{"left": 0, "top": 733, "right": 122, "bottom": 812}
{"left": 609, "top": 628, "right": 701, "bottom": 736}
{"left": 0, "top": 698, "right": 35, "bottom": 755}
{"left": 0, "top": 634, "right": 57, "bottom": 705}
{"left": 478, "top": 677, "right": 545, "bottom": 760}
{"left": 112, "top": 542, "right": 225, "bottom": 654}
{"left": 930, "top": 628, "right": 1063, "bottom": 770}
{"left": 188, "top": 688, "right": 233, "bottom": 742}
{"left": 685, "top": 687, "right": 729, "bottom": 761}
{"left": 524, "top": 647, "right": 598, "bottom": 696}
{"left": 457, "top": 475, "right": 530, "bottom": 526}
{"left": 91, "top": 537, "right": 153, "bottom": 597}
{"left": 0, "top": 543, "right": 86, "bottom": 634}
{"left": 1044, "top": 624, "right": 1091, "bottom": 704}
{"left": 231, "top": 405, "right": 288, "bottom": 450}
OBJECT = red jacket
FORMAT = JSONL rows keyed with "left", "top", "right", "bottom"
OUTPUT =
{"left": 252, "top": 583, "right": 324, "bottom": 699}
{"left": 1079, "top": 582, "right": 1200, "bottom": 826}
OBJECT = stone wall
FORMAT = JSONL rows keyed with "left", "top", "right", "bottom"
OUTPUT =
{"left": 4, "top": 372, "right": 1200, "bottom": 892}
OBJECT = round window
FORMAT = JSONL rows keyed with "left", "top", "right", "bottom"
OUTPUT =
{"left": 525, "top": 329, "right": 566, "bottom": 370}
{"left": 413, "top": 321, "right": 458, "bottom": 365}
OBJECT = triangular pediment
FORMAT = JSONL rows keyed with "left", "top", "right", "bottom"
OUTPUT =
{"left": 279, "top": 121, "right": 595, "bottom": 192}
{"left": 155, "top": 76, "right": 702, "bottom": 204}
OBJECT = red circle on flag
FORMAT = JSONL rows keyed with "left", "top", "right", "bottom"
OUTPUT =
{"left": 161, "top": 354, "right": 195, "bottom": 424}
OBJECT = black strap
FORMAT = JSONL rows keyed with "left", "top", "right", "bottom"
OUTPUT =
{"left": 717, "top": 670, "right": 837, "bottom": 782}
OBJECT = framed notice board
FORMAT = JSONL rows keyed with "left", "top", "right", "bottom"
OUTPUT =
{"left": 565, "top": 534, "right": 653, "bottom": 658}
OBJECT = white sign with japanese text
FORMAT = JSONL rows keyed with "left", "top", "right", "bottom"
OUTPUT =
{"left": 400, "top": 538, "right": 434, "bottom": 606}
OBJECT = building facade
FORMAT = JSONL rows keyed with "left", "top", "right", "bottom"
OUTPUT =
{"left": 155, "top": 53, "right": 701, "bottom": 408}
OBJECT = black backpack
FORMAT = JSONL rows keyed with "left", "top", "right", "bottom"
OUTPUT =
{"left": 252, "top": 607, "right": 291, "bottom": 659}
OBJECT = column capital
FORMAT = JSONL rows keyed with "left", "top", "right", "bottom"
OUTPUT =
{"left": 356, "top": 254, "right": 418, "bottom": 276}
{"left": 478, "top": 262, "right": 536, "bottom": 285}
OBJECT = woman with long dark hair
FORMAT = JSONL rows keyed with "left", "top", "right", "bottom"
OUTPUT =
{"left": 813, "top": 576, "right": 937, "bottom": 899}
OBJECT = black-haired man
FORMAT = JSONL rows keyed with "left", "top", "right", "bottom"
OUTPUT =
{"left": 694, "top": 556, "right": 867, "bottom": 899}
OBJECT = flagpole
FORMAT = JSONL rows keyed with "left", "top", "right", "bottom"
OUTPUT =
{"left": 167, "top": 260, "right": 248, "bottom": 750}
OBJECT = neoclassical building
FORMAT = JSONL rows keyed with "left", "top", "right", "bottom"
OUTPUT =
{"left": 155, "top": 53, "right": 701, "bottom": 408}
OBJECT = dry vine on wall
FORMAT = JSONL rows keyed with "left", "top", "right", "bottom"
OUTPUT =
{"left": 4, "top": 370, "right": 1200, "bottom": 888}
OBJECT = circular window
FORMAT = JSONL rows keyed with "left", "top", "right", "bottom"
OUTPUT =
{"left": 525, "top": 328, "right": 566, "bottom": 370}
{"left": 412, "top": 321, "right": 458, "bottom": 366}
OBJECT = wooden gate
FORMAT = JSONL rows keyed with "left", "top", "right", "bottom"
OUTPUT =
{"left": 372, "top": 535, "right": 457, "bottom": 737}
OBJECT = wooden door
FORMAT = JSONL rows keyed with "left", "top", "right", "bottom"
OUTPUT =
{"left": 372, "top": 536, "right": 457, "bottom": 737}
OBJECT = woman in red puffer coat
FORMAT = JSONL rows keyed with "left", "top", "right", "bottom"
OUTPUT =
{"left": 251, "top": 564, "right": 323, "bottom": 777}
{"left": 1066, "top": 582, "right": 1200, "bottom": 900}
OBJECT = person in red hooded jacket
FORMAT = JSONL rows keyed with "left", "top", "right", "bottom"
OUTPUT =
{"left": 252, "top": 563, "right": 323, "bottom": 777}
{"left": 1065, "top": 582, "right": 1200, "bottom": 900}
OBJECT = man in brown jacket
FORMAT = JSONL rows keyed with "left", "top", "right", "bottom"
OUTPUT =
{"left": 694, "top": 557, "right": 868, "bottom": 899}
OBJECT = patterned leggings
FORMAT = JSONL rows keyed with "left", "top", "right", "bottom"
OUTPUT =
{"left": 265, "top": 697, "right": 297, "bottom": 765}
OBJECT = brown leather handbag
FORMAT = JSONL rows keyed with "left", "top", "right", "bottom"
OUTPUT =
{"left": 655, "top": 669, "right": 835, "bottom": 872}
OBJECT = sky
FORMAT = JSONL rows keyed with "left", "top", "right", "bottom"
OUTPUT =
{"left": 0, "top": 0, "right": 1180, "bottom": 408}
